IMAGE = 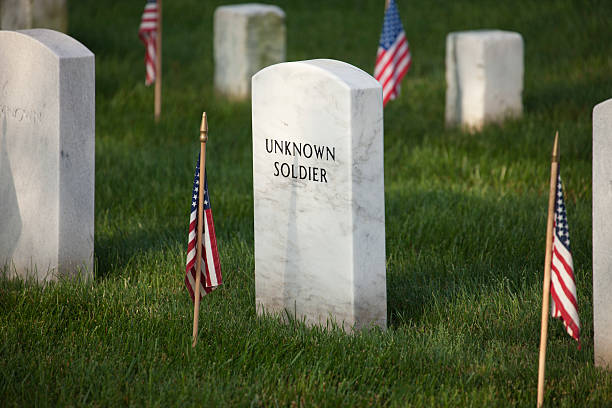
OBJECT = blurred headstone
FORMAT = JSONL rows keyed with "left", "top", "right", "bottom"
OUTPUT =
{"left": 445, "top": 30, "right": 523, "bottom": 131}
{"left": 0, "top": 0, "right": 68, "bottom": 32}
{"left": 593, "top": 98, "right": 612, "bottom": 368}
{"left": 252, "top": 59, "right": 386, "bottom": 331}
{"left": 214, "top": 3, "right": 285, "bottom": 100}
{"left": 0, "top": 29, "right": 94, "bottom": 281}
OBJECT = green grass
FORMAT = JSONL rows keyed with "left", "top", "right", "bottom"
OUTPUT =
{"left": 2, "top": 0, "right": 612, "bottom": 406}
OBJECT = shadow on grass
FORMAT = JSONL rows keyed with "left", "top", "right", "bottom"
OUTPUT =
{"left": 525, "top": 73, "right": 612, "bottom": 121}
{"left": 384, "top": 189, "right": 550, "bottom": 327}
{"left": 94, "top": 226, "right": 184, "bottom": 280}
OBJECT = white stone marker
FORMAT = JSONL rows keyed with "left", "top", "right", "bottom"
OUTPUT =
{"left": 1, "top": 0, "right": 68, "bottom": 32}
{"left": 0, "top": 29, "right": 94, "bottom": 281}
{"left": 445, "top": 30, "right": 523, "bottom": 131}
{"left": 593, "top": 98, "right": 612, "bottom": 368}
{"left": 252, "top": 59, "right": 386, "bottom": 331}
{"left": 214, "top": 3, "right": 285, "bottom": 101}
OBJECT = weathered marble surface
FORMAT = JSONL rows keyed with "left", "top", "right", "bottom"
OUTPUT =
{"left": 593, "top": 98, "right": 612, "bottom": 368}
{"left": 214, "top": 3, "right": 285, "bottom": 100}
{"left": 445, "top": 30, "right": 523, "bottom": 130}
{"left": 252, "top": 59, "right": 386, "bottom": 331}
{"left": 0, "top": 29, "right": 94, "bottom": 281}
{"left": 1, "top": 0, "right": 68, "bottom": 32}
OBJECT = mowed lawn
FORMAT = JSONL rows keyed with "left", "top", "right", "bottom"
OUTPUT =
{"left": 2, "top": 0, "right": 612, "bottom": 406}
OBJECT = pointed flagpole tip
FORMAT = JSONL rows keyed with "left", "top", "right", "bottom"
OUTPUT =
{"left": 552, "top": 131, "right": 559, "bottom": 162}
{"left": 200, "top": 112, "right": 208, "bottom": 143}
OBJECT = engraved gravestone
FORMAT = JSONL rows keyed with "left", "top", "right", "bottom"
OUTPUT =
{"left": 593, "top": 98, "right": 612, "bottom": 368}
{"left": 214, "top": 3, "right": 285, "bottom": 100}
{"left": 445, "top": 30, "right": 523, "bottom": 131}
{"left": 0, "top": 29, "right": 94, "bottom": 281}
{"left": 252, "top": 59, "right": 386, "bottom": 331}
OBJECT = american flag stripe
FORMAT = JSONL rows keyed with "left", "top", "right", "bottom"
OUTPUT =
{"left": 203, "top": 213, "right": 215, "bottom": 287}
{"left": 551, "top": 245, "right": 578, "bottom": 312}
{"left": 551, "top": 289, "right": 579, "bottom": 337}
{"left": 374, "top": 0, "right": 411, "bottom": 107}
{"left": 377, "top": 48, "right": 411, "bottom": 105}
{"left": 138, "top": 0, "right": 158, "bottom": 86}
{"left": 551, "top": 270, "right": 579, "bottom": 319}
{"left": 552, "top": 246, "right": 577, "bottom": 299}
{"left": 141, "top": 4, "right": 157, "bottom": 18}
{"left": 205, "top": 211, "right": 222, "bottom": 285}
{"left": 549, "top": 171, "right": 580, "bottom": 344}
{"left": 185, "top": 264, "right": 212, "bottom": 302}
{"left": 379, "top": 45, "right": 411, "bottom": 90}
{"left": 551, "top": 268, "right": 578, "bottom": 313}
{"left": 185, "top": 154, "right": 222, "bottom": 303}
{"left": 382, "top": 58, "right": 410, "bottom": 104}
{"left": 551, "top": 287, "right": 579, "bottom": 339}
{"left": 145, "top": 43, "right": 156, "bottom": 81}
{"left": 186, "top": 212, "right": 197, "bottom": 263}
{"left": 378, "top": 43, "right": 411, "bottom": 100}
{"left": 186, "top": 221, "right": 215, "bottom": 299}
{"left": 374, "top": 32, "right": 408, "bottom": 76}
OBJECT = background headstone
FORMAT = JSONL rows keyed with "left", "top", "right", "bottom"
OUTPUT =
{"left": 0, "top": 0, "right": 29, "bottom": 30}
{"left": 593, "top": 98, "right": 612, "bottom": 368}
{"left": 0, "top": 0, "right": 68, "bottom": 32}
{"left": 214, "top": 3, "right": 285, "bottom": 100}
{"left": 445, "top": 30, "right": 523, "bottom": 131}
{"left": 0, "top": 29, "right": 94, "bottom": 281}
{"left": 252, "top": 59, "right": 386, "bottom": 331}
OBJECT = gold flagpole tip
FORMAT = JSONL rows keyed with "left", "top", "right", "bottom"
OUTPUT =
{"left": 552, "top": 130, "right": 559, "bottom": 162}
{"left": 200, "top": 112, "right": 208, "bottom": 143}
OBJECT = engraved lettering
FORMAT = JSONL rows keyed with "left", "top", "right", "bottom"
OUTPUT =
{"left": 274, "top": 140, "right": 283, "bottom": 153}
{"left": 314, "top": 145, "right": 324, "bottom": 159}
{"left": 303, "top": 144, "right": 312, "bottom": 158}
{"left": 265, "top": 138, "right": 334, "bottom": 184}
{"left": 0, "top": 103, "right": 43, "bottom": 124}
{"left": 280, "top": 163, "right": 290, "bottom": 177}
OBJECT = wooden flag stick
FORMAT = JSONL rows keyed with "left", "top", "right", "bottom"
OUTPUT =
{"left": 192, "top": 112, "right": 208, "bottom": 348}
{"left": 385, "top": 0, "right": 390, "bottom": 9}
{"left": 537, "top": 131, "right": 559, "bottom": 408}
{"left": 154, "top": 0, "right": 162, "bottom": 122}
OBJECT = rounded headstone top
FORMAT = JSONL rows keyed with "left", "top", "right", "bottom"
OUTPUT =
{"left": 215, "top": 3, "right": 285, "bottom": 18}
{"left": 594, "top": 98, "right": 612, "bottom": 116}
{"left": 253, "top": 59, "right": 381, "bottom": 92}
{"left": 0, "top": 29, "right": 93, "bottom": 59}
{"left": 447, "top": 29, "right": 523, "bottom": 42}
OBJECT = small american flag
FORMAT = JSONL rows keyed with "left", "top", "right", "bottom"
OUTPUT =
{"left": 138, "top": 0, "right": 158, "bottom": 86}
{"left": 374, "top": 0, "right": 412, "bottom": 106}
{"left": 185, "top": 154, "right": 222, "bottom": 302}
{"left": 550, "top": 171, "right": 580, "bottom": 345}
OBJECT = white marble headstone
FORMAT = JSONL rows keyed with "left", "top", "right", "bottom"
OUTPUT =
{"left": 0, "top": 29, "right": 94, "bottom": 281}
{"left": 593, "top": 98, "right": 612, "bottom": 368}
{"left": 214, "top": 3, "right": 285, "bottom": 100}
{"left": 445, "top": 30, "right": 523, "bottom": 131}
{"left": 1, "top": 0, "right": 68, "bottom": 32}
{"left": 252, "top": 59, "right": 386, "bottom": 331}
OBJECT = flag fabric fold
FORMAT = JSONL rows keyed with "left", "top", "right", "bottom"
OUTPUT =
{"left": 138, "top": 0, "right": 158, "bottom": 86}
{"left": 550, "top": 171, "right": 580, "bottom": 344}
{"left": 374, "top": 0, "right": 412, "bottom": 106}
{"left": 185, "top": 154, "right": 222, "bottom": 302}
